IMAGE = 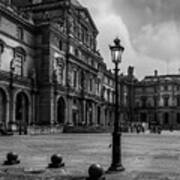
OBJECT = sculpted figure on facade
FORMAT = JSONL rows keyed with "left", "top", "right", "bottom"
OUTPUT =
{"left": 53, "top": 69, "right": 58, "bottom": 84}
{"left": 30, "top": 68, "right": 37, "bottom": 87}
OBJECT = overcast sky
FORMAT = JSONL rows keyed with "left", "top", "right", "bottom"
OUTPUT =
{"left": 78, "top": 0, "right": 180, "bottom": 79}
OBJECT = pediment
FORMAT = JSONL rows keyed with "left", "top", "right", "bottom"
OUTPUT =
{"left": 77, "top": 7, "right": 98, "bottom": 33}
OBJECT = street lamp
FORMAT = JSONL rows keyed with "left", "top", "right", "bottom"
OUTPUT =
{"left": 9, "top": 59, "right": 15, "bottom": 132}
{"left": 108, "top": 37, "right": 125, "bottom": 172}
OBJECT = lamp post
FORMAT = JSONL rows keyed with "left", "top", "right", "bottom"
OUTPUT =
{"left": 108, "top": 37, "right": 125, "bottom": 172}
{"left": 9, "top": 59, "right": 15, "bottom": 132}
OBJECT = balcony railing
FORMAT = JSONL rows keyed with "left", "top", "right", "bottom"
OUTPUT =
{"left": 0, "top": 70, "right": 31, "bottom": 87}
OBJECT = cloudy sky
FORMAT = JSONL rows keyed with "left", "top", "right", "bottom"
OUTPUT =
{"left": 78, "top": 0, "right": 180, "bottom": 79}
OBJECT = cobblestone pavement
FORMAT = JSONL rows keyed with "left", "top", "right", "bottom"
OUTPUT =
{"left": 0, "top": 132, "right": 180, "bottom": 179}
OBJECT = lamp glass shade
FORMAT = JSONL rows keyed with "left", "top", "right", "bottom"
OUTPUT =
{"left": 111, "top": 47, "right": 124, "bottom": 63}
{"left": 110, "top": 37, "right": 124, "bottom": 63}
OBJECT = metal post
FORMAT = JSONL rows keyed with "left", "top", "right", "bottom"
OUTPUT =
{"left": 9, "top": 67, "right": 14, "bottom": 132}
{"left": 108, "top": 62, "right": 124, "bottom": 172}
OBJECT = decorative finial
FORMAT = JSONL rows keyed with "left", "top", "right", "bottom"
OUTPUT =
{"left": 114, "top": 37, "right": 120, "bottom": 46}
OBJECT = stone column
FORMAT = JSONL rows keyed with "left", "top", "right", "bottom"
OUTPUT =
{"left": 92, "top": 102, "right": 96, "bottom": 125}
{"left": 21, "top": 96, "right": 26, "bottom": 134}
{"left": 9, "top": 89, "right": 15, "bottom": 131}
{"left": 67, "top": 97, "right": 73, "bottom": 124}
{"left": 31, "top": 93, "right": 35, "bottom": 125}
{"left": 171, "top": 111, "right": 175, "bottom": 128}
{"left": 54, "top": 95, "right": 57, "bottom": 125}
{"left": 94, "top": 103, "right": 98, "bottom": 125}
{"left": 50, "top": 88, "right": 55, "bottom": 125}
{"left": 83, "top": 100, "right": 86, "bottom": 125}
{"left": 101, "top": 106, "right": 105, "bottom": 126}
{"left": 159, "top": 112, "right": 163, "bottom": 126}
{"left": 6, "top": 99, "right": 10, "bottom": 129}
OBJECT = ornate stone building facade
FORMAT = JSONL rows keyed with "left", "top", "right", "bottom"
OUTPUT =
{"left": 0, "top": 0, "right": 116, "bottom": 133}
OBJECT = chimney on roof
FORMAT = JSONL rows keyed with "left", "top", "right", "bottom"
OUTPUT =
{"left": 128, "top": 66, "right": 134, "bottom": 77}
{"left": 154, "top": 70, "right": 158, "bottom": 77}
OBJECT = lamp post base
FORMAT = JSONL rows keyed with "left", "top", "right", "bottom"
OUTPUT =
{"left": 107, "top": 164, "right": 125, "bottom": 173}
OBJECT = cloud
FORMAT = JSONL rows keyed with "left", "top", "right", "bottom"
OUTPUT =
{"left": 77, "top": 0, "right": 180, "bottom": 79}
{"left": 78, "top": 0, "right": 133, "bottom": 70}
{"left": 133, "top": 22, "right": 180, "bottom": 62}
{"left": 112, "top": 0, "right": 180, "bottom": 28}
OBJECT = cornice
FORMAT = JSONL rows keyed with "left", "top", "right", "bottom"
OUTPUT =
{"left": 0, "top": 3, "right": 34, "bottom": 31}
{"left": 0, "top": 30, "right": 35, "bottom": 50}
{"left": 21, "top": 1, "right": 66, "bottom": 12}
{"left": 69, "top": 54, "right": 98, "bottom": 75}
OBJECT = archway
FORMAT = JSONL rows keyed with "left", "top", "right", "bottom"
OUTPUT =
{"left": 0, "top": 89, "right": 7, "bottom": 128}
{"left": 140, "top": 112, "right": 147, "bottom": 122}
{"left": 164, "top": 112, "right": 169, "bottom": 125}
{"left": 15, "top": 92, "right": 29, "bottom": 134}
{"left": 57, "top": 97, "right": 66, "bottom": 124}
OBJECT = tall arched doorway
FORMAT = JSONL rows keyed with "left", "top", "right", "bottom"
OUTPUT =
{"left": 164, "top": 112, "right": 169, "bottom": 125}
{"left": 0, "top": 89, "right": 7, "bottom": 128}
{"left": 15, "top": 92, "right": 29, "bottom": 134}
{"left": 57, "top": 97, "right": 66, "bottom": 124}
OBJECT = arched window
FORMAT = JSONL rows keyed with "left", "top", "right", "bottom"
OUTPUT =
{"left": 73, "top": 70, "right": 77, "bottom": 88}
{"left": 89, "top": 78, "right": 93, "bottom": 92}
{"left": 163, "top": 96, "right": 169, "bottom": 107}
{"left": 13, "top": 47, "right": 26, "bottom": 76}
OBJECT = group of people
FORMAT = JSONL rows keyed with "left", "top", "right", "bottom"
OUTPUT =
{"left": 127, "top": 122, "right": 147, "bottom": 133}
{"left": 126, "top": 122, "right": 162, "bottom": 134}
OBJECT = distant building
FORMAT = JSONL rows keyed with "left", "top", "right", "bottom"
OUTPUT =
{"left": 0, "top": 0, "right": 116, "bottom": 133}
{"left": 125, "top": 69, "right": 180, "bottom": 130}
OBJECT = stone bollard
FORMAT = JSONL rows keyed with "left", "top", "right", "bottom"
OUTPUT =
{"left": 3, "top": 152, "right": 20, "bottom": 165}
{"left": 87, "top": 164, "right": 105, "bottom": 180}
{"left": 48, "top": 154, "right": 65, "bottom": 168}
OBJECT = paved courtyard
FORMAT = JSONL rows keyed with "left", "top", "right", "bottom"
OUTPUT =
{"left": 0, "top": 132, "right": 180, "bottom": 177}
